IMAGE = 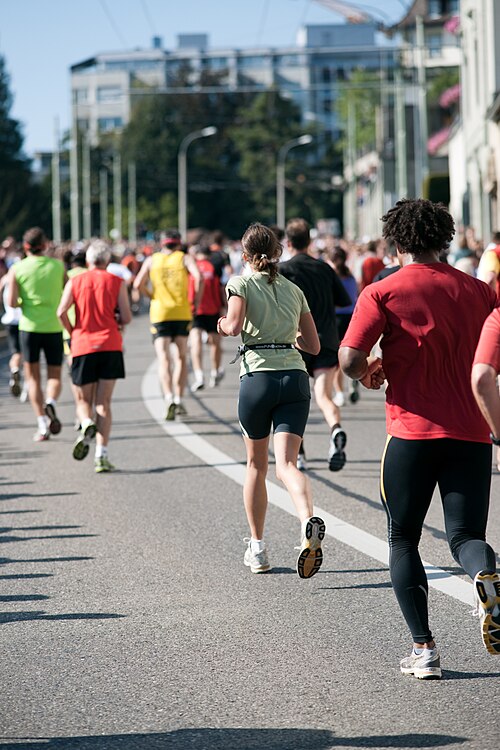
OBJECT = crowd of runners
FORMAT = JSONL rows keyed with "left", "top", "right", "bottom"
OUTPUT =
{"left": 1, "top": 198, "right": 500, "bottom": 679}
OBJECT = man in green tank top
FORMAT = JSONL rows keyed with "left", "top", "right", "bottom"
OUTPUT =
{"left": 7, "top": 227, "right": 65, "bottom": 442}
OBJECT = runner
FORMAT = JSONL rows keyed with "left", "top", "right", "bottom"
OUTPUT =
{"left": 280, "top": 218, "right": 352, "bottom": 472}
{"left": 7, "top": 227, "right": 65, "bottom": 442}
{"left": 57, "top": 240, "right": 131, "bottom": 473}
{"left": 218, "top": 222, "right": 324, "bottom": 578}
{"left": 188, "top": 245, "right": 226, "bottom": 392}
{"left": 0, "top": 250, "right": 24, "bottom": 397}
{"left": 339, "top": 198, "right": 499, "bottom": 679}
{"left": 133, "top": 230, "right": 203, "bottom": 420}
{"left": 471, "top": 309, "right": 500, "bottom": 655}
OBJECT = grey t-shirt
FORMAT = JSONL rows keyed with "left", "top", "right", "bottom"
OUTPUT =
{"left": 226, "top": 271, "right": 310, "bottom": 376}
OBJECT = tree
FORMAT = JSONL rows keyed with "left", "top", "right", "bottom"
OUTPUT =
{"left": 0, "top": 54, "right": 49, "bottom": 237}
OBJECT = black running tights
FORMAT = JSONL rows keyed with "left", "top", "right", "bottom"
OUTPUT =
{"left": 381, "top": 437, "right": 496, "bottom": 643}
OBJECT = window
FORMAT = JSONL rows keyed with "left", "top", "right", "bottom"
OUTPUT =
{"left": 428, "top": 0, "right": 442, "bottom": 18}
{"left": 98, "top": 117, "right": 123, "bottom": 133}
{"left": 238, "top": 55, "right": 269, "bottom": 69}
{"left": 428, "top": 33, "right": 442, "bottom": 58}
{"left": 73, "top": 88, "right": 88, "bottom": 104}
{"left": 97, "top": 86, "right": 122, "bottom": 102}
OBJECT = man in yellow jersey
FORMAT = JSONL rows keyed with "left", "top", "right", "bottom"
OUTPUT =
{"left": 7, "top": 227, "right": 65, "bottom": 441}
{"left": 134, "top": 230, "right": 203, "bottom": 419}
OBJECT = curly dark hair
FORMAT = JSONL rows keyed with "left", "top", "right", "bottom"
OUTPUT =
{"left": 242, "top": 223, "right": 282, "bottom": 284}
{"left": 381, "top": 199, "right": 455, "bottom": 257}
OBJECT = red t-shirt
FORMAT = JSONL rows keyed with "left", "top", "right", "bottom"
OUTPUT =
{"left": 70, "top": 269, "right": 124, "bottom": 357}
{"left": 188, "top": 258, "right": 223, "bottom": 316}
{"left": 473, "top": 307, "right": 500, "bottom": 371}
{"left": 360, "top": 256, "right": 385, "bottom": 289}
{"left": 341, "top": 262, "right": 498, "bottom": 442}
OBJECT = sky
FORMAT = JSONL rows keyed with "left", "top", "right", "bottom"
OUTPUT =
{"left": 0, "top": 0, "right": 411, "bottom": 156}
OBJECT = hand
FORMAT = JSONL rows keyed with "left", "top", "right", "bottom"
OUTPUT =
{"left": 359, "top": 356, "right": 386, "bottom": 390}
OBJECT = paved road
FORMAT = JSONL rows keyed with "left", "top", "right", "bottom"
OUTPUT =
{"left": 0, "top": 316, "right": 499, "bottom": 749}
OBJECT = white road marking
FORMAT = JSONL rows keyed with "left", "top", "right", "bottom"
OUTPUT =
{"left": 142, "top": 362, "right": 474, "bottom": 606}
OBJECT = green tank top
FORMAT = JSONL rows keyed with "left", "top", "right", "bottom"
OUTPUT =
{"left": 14, "top": 255, "right": 64, "bottom": 333}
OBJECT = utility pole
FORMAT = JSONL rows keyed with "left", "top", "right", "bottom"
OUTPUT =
{"left": 51, "top": 117, "right": 62, "bottom": 243}
{"left": 99, "top": 168, "right": 108, "bottom": 238}
{"left": 69, "top": 104, "right": 80, "bottom": 241}
{"left": 82, "top": 132, "right": 91, "bottom": 240}
{"left": 346, "top": 95, "right": 357, "bottom": 240}
{"left": 394, "top": 67, "right": 408, "bottom": 198}
{"left": 128, "top": 161, "right": 137, "bottom": 245}
{"left": 113, "top": 150, "right": 122, "bottom": 240}
{"left": 416, "top": 15, "right": 429, "bottom": 194}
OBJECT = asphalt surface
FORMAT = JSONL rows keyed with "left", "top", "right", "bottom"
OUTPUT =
{"left": 1, "top": 315, "right": 499, "bottom": 750}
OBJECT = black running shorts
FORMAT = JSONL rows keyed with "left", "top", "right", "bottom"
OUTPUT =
{"left": 191, "top": 314, "right": 219, "bottom": 333}
{"left": 20, "top": 331, "right": 64, "bottom": 366}
{"left": 150, "top": 320, "right": 191, "bottom": 340}
{"left": 238, "top": 369, "right": 311, "bottom": 440}
{"left": 7, "top": 324, "right": 20, "bottom": 355}
{"left": 300, "top": 346, "right": 339, "bottom": 377}
{"left": 71, "top": 350, "right": 125, "bottom": 386}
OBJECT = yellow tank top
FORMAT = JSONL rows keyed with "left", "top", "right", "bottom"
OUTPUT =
{"left": 149, "top": 251, "right": 192, "bottom": 323}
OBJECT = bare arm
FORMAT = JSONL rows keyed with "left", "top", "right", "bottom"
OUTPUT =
{"left": 133, "top": 257, "right": 152, "bottom": 299}
{"left": 471, "top": 363, "right": 500, "bottom": 438}
{"left": 478, "top": 269, "right": 497, "bottom": 292}
{"left": 184, "top": 254, "right": 204, "bottom": 310}
{"left": 117, "top": 281, "right": 132, "bottom": 326}
{"left": 339, "top": 345, "right": 386, "bottom": 390}
{"left": 57, "top": 280, "right": 75, "bottom": 336}
{"left": 217, "top": 294, "right": 246, "bottom": 337}
{"left": 6, "top": 268, "right": 19, "bottom": 308}
{"left": 296, "top": 311, "right": 320, "bottom": 355}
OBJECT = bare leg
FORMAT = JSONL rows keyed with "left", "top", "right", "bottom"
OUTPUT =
{"left": 154, "top": 337, "right": 173, "bottom": 396}
{"left": 172, "top": 336, "right": 188, "bottom": 399}
{"left": 73, "top": 382, "right": 96, "bottom": 425}
{"left": 46, "top": 365, "right": 62, "bottom": 402}
{"left": 189, "top": 327, "right": 203, "bottom": 374}
{"left": 313, "top": 367, "right": 340, "bottom": 429}
{"left": 242, "top": 436, "right": 270, "bottom": 540}
{"left": 207, "top": 332, "right": 222, "bottom": 372}
{"left": 24, "top": 362, "right": 44, "bottom": 418}
{"left": 274, "top": 432, "right": 313, "bottom": 523}
{"left": 94, "top": 379, "right": 116, "bottom": 448}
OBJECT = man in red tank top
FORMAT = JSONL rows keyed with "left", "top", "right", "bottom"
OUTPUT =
{"left": 57, "top": 240, "right": 132, "bottom": 473}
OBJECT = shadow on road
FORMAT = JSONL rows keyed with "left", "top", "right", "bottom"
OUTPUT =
{"left": 0, "top": 611, "right": 125, "bottom": 624}
{"left": 0, "top": 729, "right": 468, "bottom": 749}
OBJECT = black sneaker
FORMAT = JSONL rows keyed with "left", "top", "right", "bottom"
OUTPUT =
{"left": 349, "top": 380, "right": 360, "bottom": 404}
{"left": 9, "top": 370, "right": 21, "bottom": 398}
{"left": 44, "top": 403, "right": 62, "bottom": 435}
{"left": 328, "top": 427, "right": 346, "bottom": 471}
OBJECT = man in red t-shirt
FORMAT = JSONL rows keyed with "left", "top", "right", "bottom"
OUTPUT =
{"left": 340, "top": 198, "right": 499, "bottom": 678}
{"left": 359, "top": 239, "right": 385, "bottom": 290}
{"left": 188, "top": 246, "right": 226, "bottom": 391}
{"left": 57, "top": 240, "right": 132, "bottom": 473}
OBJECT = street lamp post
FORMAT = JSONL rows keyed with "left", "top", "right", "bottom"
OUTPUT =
{"left": 177, "top": 126, "right": 217, "bottom": 239}
{"left": 276, "top": 134, "right": 313, "bottom": 228}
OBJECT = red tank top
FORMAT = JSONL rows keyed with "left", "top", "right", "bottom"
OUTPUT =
{"left": 188, "top": 258, "right": 223, "bottom": 315}
{"left": 70, "top": 269, "right": 124, "bottom": 357}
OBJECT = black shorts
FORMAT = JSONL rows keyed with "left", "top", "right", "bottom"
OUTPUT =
{"left": 20, "top": 331, "right": 64, "bottom": 366}
{"left": 6, "top": 324, "right": 20, "bottom": 355}
{"left": 238, "top": 369, "right": 311, "bottom": 440}
{"left": 191, "top": 314, "right": 219, "bottom": 334}
{"left": 150, "top": 320, "right": 191, "bottom": 341}
{"left": 300, "top": 346, "right": 339, "bottom": 377}
{"left": 71, "top": 350, "right": 125, "bottom": 386}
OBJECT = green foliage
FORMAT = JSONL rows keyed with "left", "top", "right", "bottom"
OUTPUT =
{"left": 426, "top": 68, "right": 459, "bottom": 106}
{"left": 335, "top": 70, "right": 381, "bottom": 153}
{"left": 0, "top": 54, "right": 50, "bottom": 237}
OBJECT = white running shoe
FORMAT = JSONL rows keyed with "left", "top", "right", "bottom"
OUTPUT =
{"left": 190, "top": 379, "right": 205, "bottom": 393}
{"left": 473, "top": 571, "right": 500, "bottom": 655}
{"left": 296, "top": 516, "right": 325, "bottom": 579}
{"left": 333, "top": 391, "right": 345, "bottom": 407}
{"left": 328, "top": 427, "right": 347, "bottom": 471}
{"left": 209, "top": 368, "right": 225, "bottom": 388}
{"left": 400, "top": 647, "right": 442, "bottom": 680}
{"left": 243, "top": 540, "right": 270, "bottom": 573}
{"left": 297, "top": 453, "right": 308, "bottom": 472}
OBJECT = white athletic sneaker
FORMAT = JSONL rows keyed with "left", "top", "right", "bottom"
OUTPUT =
{"left": 297, "top": 453, "right": 308, "bottom": 472}
{"left": 473, "top": 571, "right": 500, "bottom": 655}
{"left": 400, "top": 647, "right": 442, "bottom": 680}
{"left": 243, "top": 540, "right": 270, "bottom": 573}
{"left": 296, "top": 516, "right": 325, "bottom": 579}
{"left": 333, "top": 391, "right": 345, "bottom": 407}
{"left": 209, "top": 368, "right": 225, "bottom": 388}
{"left": 190, "top": 379, "right": 205, "bottom": 393}
{"left": 328, "top": 427, "right": 347, "bottom": 471}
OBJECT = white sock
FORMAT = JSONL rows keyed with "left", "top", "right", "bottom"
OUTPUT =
{"left": 250, "top": 538, "right": 265, "bottom": 553}
{"left": 45, "top": 397, "right": 56, "bottom": 407}
{"left": 81, "top": 417, "right": 94, "bottom": 431}
{"left": 37, "top": 416, "right": 49, "bottom": 433}
{"left": 210, "top": 369, "right": 218, "bottom": 378}
{"left": 164, "top": 392, "right": 173, "bottom": 404}
{"left": 95, "top": 445, "right": 108, "bottom": 459}
{"left": 173, "top": 395, "right": 181, "bottom": 405}
{"left": 194, "top": 369, "right": 204, "bottom": 382}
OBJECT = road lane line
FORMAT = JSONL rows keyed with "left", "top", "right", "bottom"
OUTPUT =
{"left": 142, "top": 362, "right": 473, "bottom": 607}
